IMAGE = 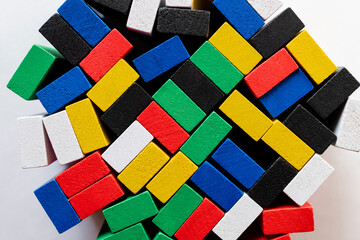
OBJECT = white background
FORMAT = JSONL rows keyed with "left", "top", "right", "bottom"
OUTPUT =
{"left": 1, "top": 0, "right": 360, "bottom": 239}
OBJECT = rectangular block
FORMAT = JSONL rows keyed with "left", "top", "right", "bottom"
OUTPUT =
{"left": 246, "top": 0, "right": 283, "bottom": 20}
{"left": 166, "top": 0, "right": 192, "bottom": 8}
{"left": 91, "top": 0, "right": 132, "bottom": 15}
{"left": 101, "top": 224, "right": 150, "bottom": 240}
{"left": 154, "top": 232, "right": 173, "bottom": 240}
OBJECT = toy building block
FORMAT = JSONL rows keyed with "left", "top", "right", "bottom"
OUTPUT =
{"left": 80, "top": 29, "right": 133, "bottom": 82}
{"left": 43, "top": 110, "right": 84, "bottom": 164}
{"left": 100, "top": 224, "right": 150, "bottom": 240}
{"left": 102, "top": 120, "right": 153, "bottom": 173}
{"left": 34, "top": 179, "right": 80, "bottom": 234}
{"left": 166, "top": 0, "right": 192, "bottom": 8}
{"left": 66, "top": 98, "right": 110, "bottom": 154}
{"left": 58, "top": 0, "right": 110, "bottom": 47}
{"left": 137, "top": 102, "right": 189, "bottom": 154}
{"left": 69, "top": 174, "right": 124, "bottom": 219}
{"left": 154, "top": 232, "right": 173, "bottom": 240}
{"left": 306, "top": 67, "right": 360, "bottom": 120}
{"left": 174, "top": 198, "right": 224, "bottom": 240}
{"left": 103, "top": 191, "right": 158, "bottom": 233}
{"left": 133, "top": 36, "right": 190, "bottom": 82}
{"left": 37, "top": 67, "right": 92, "bottom": 114}
{"left": 219, "top": 90, "right": 273, "bottom": 141}
{"left": 56, "top": 151, "right": 111, "bottom": 197}
{"left": 87, "top": 59, "right": 139, "bottom": 112}
{"left": 90, "top": 0, "right": 132, "bottom": 15}
{"left": 17, "top": 115, "right": 56, "bottom": 169}
{"left": 286, "top": 30, "right": 337, "bottom": 85}
{"left": 118, "top": 142, "right": 170, "bottom": 194}
{"left": 212, "top": 139, "right": 265, "bottom": 190}
{"left": 212, "top": 0, "right": 264, "bottom": 40}
{"left": 248, "top": 157, "right": 298, "bottom": 208}
{"left": 246, "top": 0, "right": 283, "bottom": 20}
{"left": 209, "top": 22, "right": 262, "bottom": 75}
{"left": 153, "top": 184, "right": 203, "bottom": 236}
{"left": 146, "top": 152, "right": 198, "bottom": 203}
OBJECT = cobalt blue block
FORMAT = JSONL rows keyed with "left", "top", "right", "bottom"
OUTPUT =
{"left": 34, "top": 179, "right": 81, "bottom": 234}
{"left": 37, "top": 67, "right": 92, "bottom": 114}
{"left": 190, "top": 161, "right": 243, "bottom": 211}
{"left": 133, "top": 36, "right": 190, "bottom": 82}
{"left": 212, "top": 139, "right": 265, "bottom": 190}
{"left": 58, "top": 0, "right": 111, "bottom": 47}
{"left": 213, "top": 0, "right": 264, "bottom": 39}
{"left": 260, "top": 69, "right": 314, "bottom": 118}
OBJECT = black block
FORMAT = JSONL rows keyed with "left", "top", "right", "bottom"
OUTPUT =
{"left": 90, "top": 0, "right": 132, "bottom": 15}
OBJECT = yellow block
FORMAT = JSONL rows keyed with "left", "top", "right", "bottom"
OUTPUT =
{"left": 118, "top": 142, "right": 170, "bottom": 194}
{"left": 146, "top": 151, "right": 198, "bottom": 203}
{"left": 262, "top": 120, "right": 315, "bottom": 170}
{"left": 209, "top": 22, "right": 262, "bottom": 75}
{"left": 219, "top": 90, "right": 273, "bottom": 141}
{"left": 286, "top": 30, "right": 337, "bottom": 85}
{"left": 66, "top": 98, "right": 110, "bottom": 154}
{"left": 87, "top": 59, "right": 139, "bottom": 111}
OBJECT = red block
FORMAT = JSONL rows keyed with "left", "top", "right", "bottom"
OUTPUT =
{"left": 174, "top": 198, "right": 224, "bottom": 240}
{"left": 137, "top": 101, "right": 189, "bottom": 153}
{"left": 69, "top": 174, "right": 124, "bottom": 219}
{"left": 260, "top": 202, "right": 314, "bottom": 235}
{"left": 79, "top": 29, "right": 133, "bottom": 82}
{"left": 245, "top": 48, "right": 298, "bottom": 98}
{"left": 56, "top": 151, "right": 111, "bottom": 198}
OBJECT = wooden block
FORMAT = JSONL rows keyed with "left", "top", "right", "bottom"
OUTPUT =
{"left": 87, "top": 59, "right": 139, "bottom": 111}
{"left": 69, "top": 174, "right": 124, "bottom": 219}
{"left": 246, "top": 0, "right": 283, "bottom": 20}
{"left": 133, "top": 36, "right": 190, "bottom": 82}
{"left": 58, "top": 0, "right": 110, "bottom": 47}
{"left": 66, "top": 98, "right": 110, "bottom": 154}
{"left": 174, "top": 198, "right": 224, "bottom": 240}
{"left": 284, "top": 154, "right": 334, "bottom": 206}
{"left": 34, "top": 179, "right": 80, "bottom": 233}
{"left": 80, "top": 29, "right": 133, "bottom": 82}
{"left": 91, "top": 0, "right": 132, "bottom": 15}
{"left": 146, "top": 152, "right": 198, "bottom": 203}
{"left": 43, "top": 110, "right": 84, "bottom": 165}
{"left": 37, "top": 67, "right": 92, "bottom": 114}
{"left": 118, "top": 142, "right": 170, "bottom": 194}
{"left": 212, "top": 139, "right": 265, "bottom": 190}
{"left": 286, "top": 30, "right": 337, "bottom": 85}
{"left": 102, "top": 120, "right": 153, "bottom": 173}
{"left": 166, "top": 0, "right": 192, "bottom": 8}
{"left": 137, "top": 102, "right": 189, "bottom": 154}
{"left": 209, "top": 22, "right": 262, "bottom": 75}
{"left": 103, "top": 191, "right": 158, "bottom": 233}
{"left": 152, "top": 184, "right": 203, "bottom": 236}
{"left": 219, "top": 90, "right": 273, "bottom": 141}
{"left": 154, "top": 232, "right": 173, "bottom": 240}
{"left": 101, "top": 224, "right": 150, "bottom": 240}
{"left": 17, "top": 115, "right": 56, "bottom": 169}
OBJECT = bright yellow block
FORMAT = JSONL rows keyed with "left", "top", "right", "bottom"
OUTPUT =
{"left": 118, "top": 142, "right": 170, "bottom": 194}
{"left": 286, "top": 30, "right": 337, "bottom": 85}
{"left": 66, "top": 98, "right": 110, "bottom": 154}
{"left": 209, "top": 22, "right": 262, "bottom": 75}
{"left": 219, "top": 90, "right": 272, "bottom": 141}
{"left": 262, "top": 120, "right": 315, "bottom": 170}
{"left": 146, "top": 151, "right": 198, "bottom": 203}
{"left": 87, "top": 59, "right": 139, "bottom": 111}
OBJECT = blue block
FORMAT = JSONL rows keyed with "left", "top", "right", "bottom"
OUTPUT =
{"left": 190, "top": 161, "right": 243, "bottom": 211}
{"left": 34, "top": 179, "right": 81, "bottom": 234}
{"left": 58, "top": 0, "right": 111, "bottom": 47}
{"left": 260, "top": 69, "right": 314, "bottom": 118}
{"left": 133, "top": 36, "right": 190, "bottom": 82}
{"left": 213, "top": 0, "right": 264, "bottom": 39}
{"left": 37, "top": 67, "right": 92, "bottom": 114}
{"left": 212, "top": 139, "right": 265, "bottom": 190}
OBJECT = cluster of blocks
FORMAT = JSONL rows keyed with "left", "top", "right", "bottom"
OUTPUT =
{"left": 8, "top": 0, "right": 360, "bottom": 239}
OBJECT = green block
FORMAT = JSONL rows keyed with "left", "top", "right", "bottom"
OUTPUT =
{"left": 103, "top": 191, "right": 158, "bottom": 233}
{"left": 181, "top": 112, "right": 232, "bottom": 165}
{"left": 153, "top": 80, "right": 206, "bottom": 132}
{"left": 153, "top": 232, "right": 173, "bottom": 240}
{"left": 152, "top": 184, "right": 202, "bottom": 236}
{"left": 103, "top": 224, "right": 150, "bottom": 240}
{"left": 7, "top": 45, "right": 63, "bottom": 100}
{"left": 190, "top": 41, "right": 243, "bottom": 94}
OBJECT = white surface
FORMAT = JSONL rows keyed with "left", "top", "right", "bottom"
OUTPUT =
{"left": 247, "top": 0, "right": 283, "bottom": 20}
{"left": 166, "top": 0, "right": 192, "bottom": 8}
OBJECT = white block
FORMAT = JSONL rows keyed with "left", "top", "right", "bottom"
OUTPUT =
{"left": 102, "top": 120, "right": 153, "bottom": 173}
{"left": 17, "top": 115, "right": 56, "bottom": 169}
{"left": 166, "top": 0, "right": 192, "bottom": 8}
{"left": 284, "top": 154, "right": 334, "bottom": 206}
{"left": 213, "top": 193, "right": 263, "bottom": 240}
{"left": 126, "top": 0, "right": 161, "bottom": 35}
{"left": 43, "top": 111, "right": 84, "bottom": 165}
{"left": 246, "top": 0, "right": 283, "bottom": 20}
